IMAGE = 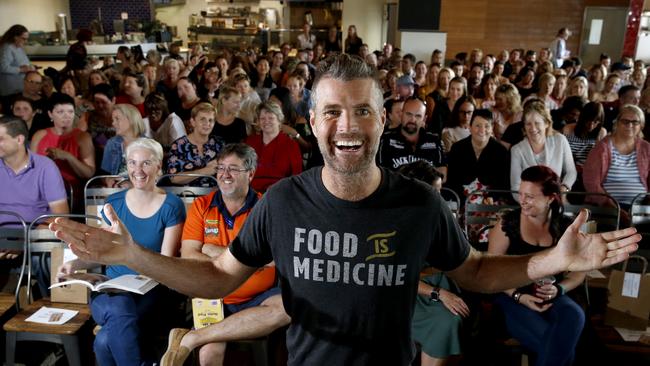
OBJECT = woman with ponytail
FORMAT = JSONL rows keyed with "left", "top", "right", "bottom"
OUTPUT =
{"left": 487, "top": 165, "right": 587, "bottom": 366}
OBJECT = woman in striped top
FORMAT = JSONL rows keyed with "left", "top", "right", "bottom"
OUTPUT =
{"left": 583, "top": 104, "right": 650, "bottom": 209}
{"left": 562, "top": 102, "right": 607, "bottom": 170}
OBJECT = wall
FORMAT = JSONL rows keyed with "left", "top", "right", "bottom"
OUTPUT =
{"left": 342, "top": 0, "right": 385, "bottom": 52}
{"left": 155, "top": 0, "right": 284, "bottom": 44}
{"left": 69, "top": 0, "right": 152, "bottom": 34}
{"left": 438, "top": 0, "right": 630, "bottom": 60}
{"left": 0, "top": 0, "right": 70, "bottom": 33}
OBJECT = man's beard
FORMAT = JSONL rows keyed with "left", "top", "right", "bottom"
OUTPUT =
{"left": 317, "top": 134, "right": 377, "bottom": 176}
{"left": 402, "top": 123, "right": 418, "bottom": 135}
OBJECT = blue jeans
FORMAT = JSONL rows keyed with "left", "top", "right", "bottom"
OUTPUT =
{"left": 494, "top": 293, "right": 585, "bottom": 366}
{"left": 90, "top": 286, "right": 166, "bottom": 366}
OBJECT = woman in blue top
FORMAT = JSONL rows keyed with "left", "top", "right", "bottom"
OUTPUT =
{"left": 58, "top": 137, "right": 185, "bottom": 366}
{"left": 0, "top": 24, "right": 35, "bottom": 100}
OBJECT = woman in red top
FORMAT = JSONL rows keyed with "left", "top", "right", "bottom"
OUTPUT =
{"left": 115, "top": 69, "right": 148, "bottom": 117}
{"left": 245, "top": 101, "right": 302, "bottom": 192}
{"left": 31, "top": 92, "right": 95, "bottom": 187}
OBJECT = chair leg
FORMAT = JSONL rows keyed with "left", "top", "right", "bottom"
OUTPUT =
{"left": 62, "top": 335, "right": 82, "bottom": 366}
{"left": 5, "top": 331, "right": 16, "bottom": 366}
{"left": 251, "top": 339, "right": 268, "bottom": 366}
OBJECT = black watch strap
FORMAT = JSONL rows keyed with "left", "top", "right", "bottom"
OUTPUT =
{"left": 429, "top": 286, "right": 440, "bottom": 302}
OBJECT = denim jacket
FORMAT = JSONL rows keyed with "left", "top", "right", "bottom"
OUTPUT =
{"left": 101, "top": 135, "right": 124, "bottom": 175}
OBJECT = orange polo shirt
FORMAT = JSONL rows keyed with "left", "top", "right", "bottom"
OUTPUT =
{"left": 182, "top": 189, "right": 276, "bottom": 304}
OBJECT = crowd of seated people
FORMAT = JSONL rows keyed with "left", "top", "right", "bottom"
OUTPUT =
{"left": 2, "top": 20, "right": 650, "bottom": 365}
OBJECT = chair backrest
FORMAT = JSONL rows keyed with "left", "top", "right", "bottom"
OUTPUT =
{"left": 84, "top": 175, "right": 129, "bottom": 227}
{"left": 157, "top": 173, "right": 218, "bottom": 188}
{"left": 631, "top": 192, "right": 650, "bottom": 229}
{"left": 464, "top": 189, "right": 520, "bottom": 229}
{"left": 0, "top": 211, "right": 27, "bottom": 311}
{"left": 157, "top": 174, "right": 218, "bottom": 210}
{"left": 440, "top": 188, "right": 461, "bottom": 218}
{"left": 64, "top": 181, "right": 74, "bottom": 213}
{"left": 562, "top": 192, "right": 620, "bottom": 231}
{"left": 25, "top": 214, "right": 102, "bottom": 305}
{"left": 464, "top": 189, "right": 520, "bottom": 245}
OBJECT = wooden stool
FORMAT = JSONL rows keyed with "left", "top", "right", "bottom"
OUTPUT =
{"left": 3, "top": 298, "right": 92, "bottom": 366}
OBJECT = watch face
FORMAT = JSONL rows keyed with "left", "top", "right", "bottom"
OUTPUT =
{"left": 430, "top": 289, "right": 440, "bottom": 302}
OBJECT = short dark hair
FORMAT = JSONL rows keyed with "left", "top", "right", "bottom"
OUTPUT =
{"left": 47, "top": 92, "right": 75, "bottom": 112}
{"left": 562, "top": 96, "right": 587, "bottom": 113}
{"left": 471, "top": 109, "right": 493, "bottom": 125}
{"left": 402, "top": 53, "right": 416, "bottom": 64}
{"left": 618, "top": 84, "right": 640, "bottom": 98}
{"left": 11, "top": 95, "right": 34, "bottom": 111}
{"left": 399, "top": 160, "right": 442, "bottom": 185}
{"left": 91, "top": 83, "right": 115, "bottom": 100}
{"left": 0, "top": 115, "right": 28, "bottom": 140}
{"left": 312, "top": 54, "right": 383, "bottom": 112}
{"left": 384, "top": 98, "right": 404, "bottom": 115}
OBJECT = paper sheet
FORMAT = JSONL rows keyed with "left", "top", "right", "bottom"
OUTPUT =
{"left": 615, "top": 326, "right": 650, "bottom": 342}
{"left": 587, "top": 270, "right": 606, "bottom": 279}
{"left": 25, "top": 306, "right": 78, "bottom": 325}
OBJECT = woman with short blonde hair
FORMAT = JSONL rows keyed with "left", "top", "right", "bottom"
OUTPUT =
{"left": 245, "top": 100, "right": 302, "bottom": 192}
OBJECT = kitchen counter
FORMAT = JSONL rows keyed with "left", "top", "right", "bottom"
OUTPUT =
{"left": 25, "top": 43, "right": 161, "bottom": 60}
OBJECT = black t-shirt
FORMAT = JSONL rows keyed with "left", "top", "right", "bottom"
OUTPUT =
{"left": 501, "top": 120, "right": 524, "bottom": 147}
{"left": 210, "top": 118, "right": 247, "bottom": 144}
{"left": 377, "top": 128, "right": 446, "bottom": 170}
{"left": 230, "top": 167, "right": 470, "bottom": 365}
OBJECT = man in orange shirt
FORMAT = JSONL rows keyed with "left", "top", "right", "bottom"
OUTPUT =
{"left": 161, "top": 143, "right": 290, "bottom": 366}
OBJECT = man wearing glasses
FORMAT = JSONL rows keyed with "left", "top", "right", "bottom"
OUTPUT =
{"left": 161, "top": 142, "right": 289, "bottom": 366}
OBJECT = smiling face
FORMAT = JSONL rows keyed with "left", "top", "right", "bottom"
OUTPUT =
{"left": 216, "top": 153, "right": 253, "bottom": 199}
{"left": 524, "top": 111, "right": 549, "bottom": 141}
{"left": 126, "top": 148, "right": 160, "bottom": 191}
{"left": 310, "top": 77, "right": 385, "bottom": 175}
{"left": 470, "top": 116, "right": 492, "bottom": 145}
{"left": 258, "top": 109, "right": 281, "bottom": 136}
{"left": 519, "top": 181, "right": 553, "bottom": 218}
{"left": 448, "top": 81, "right": 464, "bottom": 102}
{"left": 190, "top": 110, "right": 216, "bottom": 137}
{"left": 615, "top": 109, "right": 643, "bottom": 140}
{"left": 48, "top": 103, "right": 75, "bottom": 133}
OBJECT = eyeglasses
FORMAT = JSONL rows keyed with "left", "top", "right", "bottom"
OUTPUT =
{"left": 459, "top": 110, "right": 474, "bottom": 115}
{"left": 618, "top": 119, "right": 641, "bottom": 126}
{"left": 216, "top": 165, "right": 250, "bottom": 175}
{"left": 26, "top": 79, "right": 42, "bottom": 85}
